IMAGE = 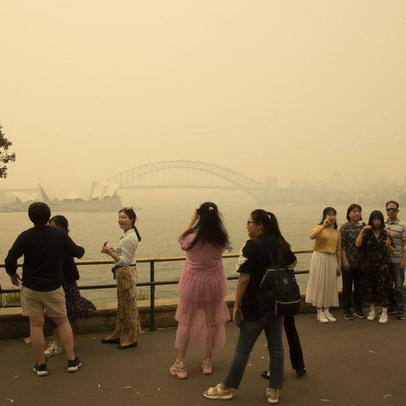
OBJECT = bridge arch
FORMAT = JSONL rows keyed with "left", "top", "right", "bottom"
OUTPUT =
{"left": 107, "top": 160, "right": 265, "bottom": 201}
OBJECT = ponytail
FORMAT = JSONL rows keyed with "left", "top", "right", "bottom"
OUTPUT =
{"left": 251, "top": 209, "right": 290, "bottom": 248}
{"left": 133, "top": 225, "right": 142, "bottom": 242}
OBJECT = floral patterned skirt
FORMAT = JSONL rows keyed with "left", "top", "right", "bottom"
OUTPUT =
{"left": 115, "top": 267, "right": 142, "bottom": 337}
{"left": 45, "top": 281, "right": 96, "bottom": 331}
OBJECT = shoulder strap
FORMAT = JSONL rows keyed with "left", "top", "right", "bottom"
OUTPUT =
{"left": 251, "top": 238, "right": 284, "bottom": 269}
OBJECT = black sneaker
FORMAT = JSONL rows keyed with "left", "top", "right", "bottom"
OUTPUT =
{"left": 353, "top": 311, "right": 366, "bottom": 319}
{"left": 344, "top": 312, "right": 353, "bottom": 321}
{"left": 33, "top": 363, "right": 48, "bottom": 377}
{"left": 388, "top": 310, "right": 397, "bottom": 315}
{"left": 67, "top": 357, "right": 82, "bottom": 373}
{"left": 296, "top": 368, "right": 306, "bottom": 377}
{"left": 396, "top": 315, "right": 405, "bottom": 320}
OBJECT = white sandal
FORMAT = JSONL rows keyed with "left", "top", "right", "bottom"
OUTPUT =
{"left": 203, "top": 383, "right": 233, "bottom": 400}
{"left": 266, "top": 387, "right": 280, "bottom": 404}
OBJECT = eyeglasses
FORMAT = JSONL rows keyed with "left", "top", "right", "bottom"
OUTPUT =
{"left": 386, "top": 208, "right": 398, "bottom": 212}
{"left": 247, "top": 221, "right": 256, "bottom": 225}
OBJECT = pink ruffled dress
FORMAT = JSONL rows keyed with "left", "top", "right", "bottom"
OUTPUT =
{"left": 174, "top": 232, "right": 230, "bottom": 351}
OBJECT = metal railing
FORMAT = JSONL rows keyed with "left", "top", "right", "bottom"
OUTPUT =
{"left": 0, "top": 249, "right": 313, "bottom": 331}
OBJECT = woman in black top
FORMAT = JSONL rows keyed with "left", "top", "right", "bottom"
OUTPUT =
{"left": 204, "top": 210, "right": 297, "bottom": 404}
{"left": 355, "top": 210, "right": 394, "bottom": 324}
{"left": 44, "top": 216, "right": 96, "bottom": 357}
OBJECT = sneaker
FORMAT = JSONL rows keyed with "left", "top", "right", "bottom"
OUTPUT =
{"left": 201, "top": 358, "right": 213, "bottom": 375}
{"left": 344, "top": 312, "right": 353, "bottom": 321}
{"left": 353, "top": 310, "right": 366, "bottom": 319}
{"left": 33, "top": 363, "right": 48, "bottom": 377}
{"left": 266, "top": 388, "right": 280, "bottom": 404}
{"left": 317, "top": 312, "right": 329, "bottom": 323}
{"left": 44, "top": 340, "right": 63, "bottom": 358}
{"left": 324, "top": 311, "right": 337, "bottom": 322}
{"left": 67, "top": 357, "right": 82, "bottom": 373}
{"left": 387, "top": 310, "right": 396, "bottom": 315}
{"left": 169, "top": 362, "right": 187, "bottom": 379}
{"left": 378, "top": 314, "right": 388, "bottom": 324}
{"left": 397, "top": 315, "right": 405, "bottom": 320}
{"left": 295, "top": 368, "right": 306, "bottom": 377}
{"left": 367, "top": 311, "right": 376, "bottom": 321}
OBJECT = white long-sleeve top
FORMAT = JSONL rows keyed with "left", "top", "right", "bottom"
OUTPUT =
{"left": 115, "top": 228, "right": 138, "bottom": 268}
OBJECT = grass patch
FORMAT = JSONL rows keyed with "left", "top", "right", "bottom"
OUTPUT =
{"left": 136, "top": 289, "right": 151, "bottom": 301}
{"left": 2, "top": 292, "right": 21, "bottom": 306}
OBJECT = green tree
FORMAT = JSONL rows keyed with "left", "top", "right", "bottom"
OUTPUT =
{"left": 0, "top": 125, "right": 16, "bottom": 178}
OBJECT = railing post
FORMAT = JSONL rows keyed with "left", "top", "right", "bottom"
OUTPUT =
{"left": 150, "top": 261, "right": 155, "bottom": 331}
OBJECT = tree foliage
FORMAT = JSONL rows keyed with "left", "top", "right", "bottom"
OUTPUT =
{"left": 0, "top": 125, "right": 16, "bottom": 179}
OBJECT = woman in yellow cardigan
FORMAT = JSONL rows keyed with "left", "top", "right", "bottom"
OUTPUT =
{"left": 306, "top": 207, "right": 342, "bottom": 323}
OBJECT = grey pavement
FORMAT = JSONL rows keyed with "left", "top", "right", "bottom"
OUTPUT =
{"left": 1, "top": 312, "right": 406, "bottom": 406}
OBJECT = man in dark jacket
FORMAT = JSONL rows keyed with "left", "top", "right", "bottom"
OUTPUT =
{"left": 5, "top": 202, "right": 85, "bottom": 376}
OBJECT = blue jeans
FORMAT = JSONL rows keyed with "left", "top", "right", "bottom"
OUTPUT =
{"left": 390, "top": 263, "right": 405, "bottom": 316}
{"left": 223, "top": 315, "right": 284, "bottom": 390}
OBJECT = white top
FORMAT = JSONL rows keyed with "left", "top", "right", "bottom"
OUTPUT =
{"left": 115, "top": 228, "right": 138, "bottom": 268}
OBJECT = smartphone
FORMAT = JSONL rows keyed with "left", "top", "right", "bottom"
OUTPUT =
{"left": 235, "top": 309, "right": 243, "bottom": 327}
{"left": 101, "top": 241, "right": 108, "bottom": 251}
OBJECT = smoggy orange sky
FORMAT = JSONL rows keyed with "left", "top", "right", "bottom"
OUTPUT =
{"left": 1, "top": 0, "right": 405, "bottom": 196}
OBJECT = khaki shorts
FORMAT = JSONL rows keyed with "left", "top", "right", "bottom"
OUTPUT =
{"left": 20, "top": 286, "right": 67, "bottom": 318}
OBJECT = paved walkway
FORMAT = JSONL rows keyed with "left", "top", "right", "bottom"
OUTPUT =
{"left": 1, "top": 312, "right": 406, "bottom": 406}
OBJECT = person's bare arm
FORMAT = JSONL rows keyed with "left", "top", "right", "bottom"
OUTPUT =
{"left": 179, "top": 210, "right": 199, "bottom": 241}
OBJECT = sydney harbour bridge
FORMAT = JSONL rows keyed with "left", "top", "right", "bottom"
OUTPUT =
{"left": 107, "top": 160, "right": 276, "bottom": 203}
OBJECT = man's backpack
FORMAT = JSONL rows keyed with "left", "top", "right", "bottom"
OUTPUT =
{"left": 253, "top": 239, "right": 301, "bottom": 317}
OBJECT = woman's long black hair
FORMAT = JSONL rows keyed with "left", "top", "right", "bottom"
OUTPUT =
{"left": 49, "top": 215, "right": 69, "bottom": 233}
{"left": 251, "top": 209, "right": 291, "bottom": 248}
{"left": 119, "top": 207, "right": 142, "bottom": 242}
{"left": 368, "top": 210, "right": 385, "bottom": 230}
{"left": 182, "top": 202, "right": 230, "bottom": 250}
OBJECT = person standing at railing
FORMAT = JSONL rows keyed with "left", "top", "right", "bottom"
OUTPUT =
{"left": 340, "top": 204, "right": 365, "bottom": 320}
{"left": 4, "top": 202, "right": 84, "bottom": 376}
{"left": 306, "top": 207, "right": 341, "bottom": 323}
{"left": 44, "top": 215, "right": 96, "bottom": 358}
{"left": 100, "top": 207, "right": 142, "bottom": 349}
{"left": 204, "top": 210, "right": 296, "bottom": 404}
{"left": 356, "top": 210, "right": 394, "bottom": 324}
{"left": 384, "top": 200, "right": 406, "bottom": 320}
{"left": 169, "top": 202, "right": 231, "bottom": 379}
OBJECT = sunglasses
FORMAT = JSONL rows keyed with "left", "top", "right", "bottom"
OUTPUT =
{"left": 386, "top": 208, "right": 398, "bottom": 212}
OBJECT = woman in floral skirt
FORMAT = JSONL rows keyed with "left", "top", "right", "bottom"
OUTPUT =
{"left": 355, "top": 210, "right": 394, "bottom": 324}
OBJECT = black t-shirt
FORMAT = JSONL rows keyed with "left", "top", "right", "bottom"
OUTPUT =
{"left": 236, "top": 234, "right": 297, "bottom": 321}
{"left": 5, "top": 225, "right": 85, "bottom": 291}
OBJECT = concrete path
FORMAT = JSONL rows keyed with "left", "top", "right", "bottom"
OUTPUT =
{"left": 1, "top": 312, "right": 406, "bottom": 406}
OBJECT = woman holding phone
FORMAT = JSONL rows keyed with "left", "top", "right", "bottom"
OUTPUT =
{"left": 355, "top": 210, "right": 394, "bottom": 323}
{"left": 100, "top": 207, "right": 142, "bottom": 349}
{"left": 204, "top": 210, "right": 297, "bottom": 404}
{"left": 306, "top": 207, "right": 341, "bottom": 323}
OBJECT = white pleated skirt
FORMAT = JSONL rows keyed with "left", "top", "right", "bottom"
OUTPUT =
{"left": 305, "top": 251, "right": 339, "bottom": 308}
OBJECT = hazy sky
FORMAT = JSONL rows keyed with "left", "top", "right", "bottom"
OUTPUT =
{"left": 1, "top": 0, "right": 405, "bottom": 196}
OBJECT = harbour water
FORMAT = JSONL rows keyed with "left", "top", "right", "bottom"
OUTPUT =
{"left": 0, "top": 203, "right": 381, "bottom": 303}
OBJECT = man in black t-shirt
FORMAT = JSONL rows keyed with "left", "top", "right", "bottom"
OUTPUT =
{"left": 5, "top": 202, "right": 85, "bottom": 376}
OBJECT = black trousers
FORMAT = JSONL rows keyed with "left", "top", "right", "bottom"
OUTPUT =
{"left": 283, "top": 315, "right": 305, "bottom": 370}
{"left": 341, "top": 266, "right": 362, "bottom": 313}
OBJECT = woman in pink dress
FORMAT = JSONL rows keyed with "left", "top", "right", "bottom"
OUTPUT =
{"left": 169, "top": 202, "right": 231, "bottom": 379}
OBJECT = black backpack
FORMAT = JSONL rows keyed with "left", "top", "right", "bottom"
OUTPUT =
{"left": 254, "top": 240, "right": 302, "bottom": 317}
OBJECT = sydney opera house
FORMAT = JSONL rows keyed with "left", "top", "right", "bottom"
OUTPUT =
{"left": 0, "top": 181, "right": 122, "bottom": 212}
